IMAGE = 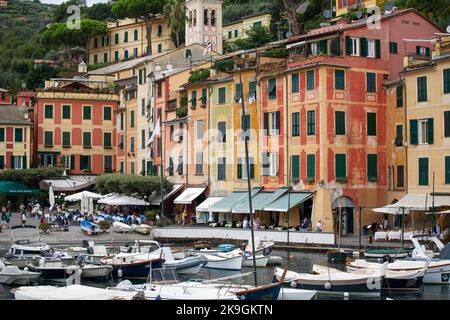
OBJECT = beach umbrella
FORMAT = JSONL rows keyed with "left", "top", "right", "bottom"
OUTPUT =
{"left": 89, "top": 197, "right": 94, "bottom": 214}
{"left": 49, "top": 185, "right": 55, "bottom": 210}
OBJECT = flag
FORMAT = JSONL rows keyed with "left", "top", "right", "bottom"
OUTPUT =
{"left": 203, "top": 41, "right": 213, "bottom": 55}
{"left": 148, "top": 118, "right": 160, "bottom": 146}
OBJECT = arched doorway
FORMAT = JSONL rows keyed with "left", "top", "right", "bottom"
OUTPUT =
{"left": 332, "top": 196, "right": 356, "bottom": 235}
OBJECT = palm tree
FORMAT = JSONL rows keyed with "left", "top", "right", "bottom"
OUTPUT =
{"left": 163, "top": 0, "right": 186, "bottom": 48}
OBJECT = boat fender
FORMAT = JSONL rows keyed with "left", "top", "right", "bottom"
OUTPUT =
{"left": 118, "top": 268, "right": 123, "bottom": 278}
{"left": 324, "top": 282, "right": 332, "bottom": 290}
{"left": 24, "top": 267, "right": 29, "bottom": 272}
{"left": 344, "top": 292, "right": 349, "bottom": 298}
{"left": 290, "top": 281, "right": 297, "bottom": 288}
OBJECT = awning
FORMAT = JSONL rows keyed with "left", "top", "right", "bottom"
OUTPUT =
{"left": 196, "top": 197, "right": 225, "bottom": 212}
{"left": 100, "top": 194, "right": 149, "bottom": 206}
{"left": 332, "top": 196, "right": 356, "bottom": 209}
{"left": 40, "top": 175, "right": 95, "bottom": 192}
{"left": 252, "top": 187, "right": 289, "bottom": 211}
{"left": 173, "top": 187, "right": 206, "bottom": 205}
{"left": 372, "top": 193, "right": 450, "bottom": 214}
{"left": 263, "top": 192, "right": 314, "bottom": 212}
{"left": 150, "top": 183, "right": 184, "bottom": 205}
{"left": 230, "top": 187, "right": 263, "bottom": 213}
{"left": 0, "top": 181, "right": 40, "bottom": 194}
{"left": 210, "top": 192, "right": 247, "bottom": 213}
{"left": 65, "top": 191, "right": 103, "bottom": 202}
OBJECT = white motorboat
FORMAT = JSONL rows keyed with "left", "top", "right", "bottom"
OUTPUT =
{"left": 27, "top": 255, "right": 81, "bottom": 280}
{"left": 12, "top": 284, "right": 138, "bottom": 300}
{"left": 7, "top": 225, "right": 50, "bottom": 258}
{"left": 152, "top": 247, "right": 208, "bottom": 275}
{"left": 242, "top": 255, "right": 269, "bottom": 267}
{"left": 202, "top": 249, "right": 244, "bottom": 271}
{"left": 131, "top": 224, "right": 152, "bottom": 235}
{"left": 83, "top": 245, "right": 112, "bottom": 265}
{"left": 119, "top": 240, "right": 161, "bottom": 254}
{"left": 80, "top": 264, "right": 112, "bottom": 279}
{"left": 274, "top": 265, "right": 386, "bottom": 297}
{"left": 2, "top": 256, "right": 30, "bottom": 268}
{"left": 54, "top": 247, "right": 88, "bottom": 257}
{"left": 278, "top": 287, "right": 317, "bottom": 300}
{"left": 0, "top": 265, "right": 41, "bottom": 285}
{"left": 100, "top": 252, "right": 164, "bottom": 278}
{"left": 112, "top": 221, "right": 132, "bottom": 233}
{"left": 245, "top": 239, "right": 274, "bottom": 256}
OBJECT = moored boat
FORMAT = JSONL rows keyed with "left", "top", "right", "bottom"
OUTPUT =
{"left": 242, "top": 255, "right": 269, "bottom": 267}
{"left": 100, "top": 252, "right": 165, "bottom": 278}
{"left": 112, "top": 221, "right": 132, "bottom": 233}
{"left": 202, "top": 249, "right": 244, "bottom": 271}
{"left": 364, "top": 248, "right": 412, "bottom": 258}
{"left": 0, "top": 265, "right": 41, "bottom": 285}
{"left": 7, "top": 225, "right": 50, "bottom": 258}
{"left": 131, "top": 224, "right": 152, "bottom": 235}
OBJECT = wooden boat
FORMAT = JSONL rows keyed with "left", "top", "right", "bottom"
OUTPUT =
{"left": 202, "top": 249, "right": 244, "bottom": 271}
{"left": 364, "top": 248, "right": 412, "bottom": 258}
{"left": 242, "top": 255, "right": 269, "bottom": 267}
{"left": 278, "top": 287, "right": 317, "bottom": 300}
{"left": 100, "top": 252, "right": 164, "bottom": 278}
{"left": 0, "top": 266, "right": 40, "bottom": 285}
{"left": 274, "top": 265, "right": 386, "bottom": 297}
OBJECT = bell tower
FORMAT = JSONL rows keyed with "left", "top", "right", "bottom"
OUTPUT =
{"left": 185, "top": 0, "right": 223, "bottom": 54}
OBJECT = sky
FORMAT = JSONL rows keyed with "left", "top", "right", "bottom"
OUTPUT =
{"left": 39, "top": 0, "right": 108, "bottom": 6}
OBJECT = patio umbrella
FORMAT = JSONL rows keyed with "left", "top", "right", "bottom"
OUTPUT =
{"left": 49, "top": 185, "right": 55, "bottom": 210}
{"left": 89, "top": 197, "right": 94, "bottom": 214}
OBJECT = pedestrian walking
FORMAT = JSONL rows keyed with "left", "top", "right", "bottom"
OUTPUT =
{"left": 21, "top": 211, "right": 27, "bottom": 226}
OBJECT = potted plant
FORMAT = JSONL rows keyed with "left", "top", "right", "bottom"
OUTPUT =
{"left": 98, "top": 220, "right": 111, "bottom": 232}
{"left": 39, "top": 222, "right": 50, "bottom": 234}
{"left": 145, "top": 210, "right": 157, "bottom": 226}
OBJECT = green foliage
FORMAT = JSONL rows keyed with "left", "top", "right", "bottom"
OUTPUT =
{"left": 233, "top": 25, "right": 273, "bottom": 50}
{"left": 179, "top": 92, "right": 188, "bottom": 108}
{"left": 263, "top": 48, "right": 288, "bottom": 58}
{"left": 94, "top": 174, "right": 173, "bottom": 199}
{"left": 98, "top": 220, "right": 111, "bottom": 231}
{"left": 163, "top": 0, "right": 186, "bottom": 47}
{"left": 393, "top": 0, "right": 450, "bottom": 30}
{"left": 39, "top": 222, "right": 51, "bottom": 233}
{"left": 188, "top": 69, "right": 210, "bottom": 83}
{"left": 222, "top": 0, "right": 280, "bottom": 25}
{"left": 87, "top": 62, "right": 111, "bottom": 71}
{"left": 26, "top": 64, "right": 59, "bottom": 90}
{"left": 213, "top": 59, "right": 235, "bottom": 73}
{"left": 145, "top": 210, "right": 158, "bottom": 220}
{"left": 0, "top": 167, "right": 63, "bottom": 188}
{"left": 86, "top": 3, "right": 117, "bottom": 21}
{"left": 176, "top": 105, "right": 187, "bottom": 118}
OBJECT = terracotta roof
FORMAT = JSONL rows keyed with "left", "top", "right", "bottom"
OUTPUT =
{"left": 0, "top": 105, "right": 32, "bottom": 126}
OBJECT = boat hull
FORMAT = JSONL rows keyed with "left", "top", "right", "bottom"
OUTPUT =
{"left": 204, "top": 255, "right": 243, "bottom": 271}
{"left": 107, "top": 259, "right": 164, "bottom": 278}
{"left": 236, "top": 283, "right": 281, "bottom": 300}
{"left": 81, "top": 265, "right": 112, "bottom": 279}
{"left": 286, "top": 281, "right": 382, "bottom": 297}
{"left": 27, "top": 266, "right": 76, "bottom": 280}
{"left": 243, "top": 256, "right": 269, "bottom": 267}
{"left": 278, "top": 288, "right": 317, "bottom": 300}
{"left": 0, "top": 273, "right": 40, "bottom": 285}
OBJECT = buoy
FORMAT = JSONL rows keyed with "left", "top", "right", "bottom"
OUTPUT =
{"left": 24, "top": 267, "right": 29, "bottom": 272}
{"left": 290, "top": 281, "right": 297, "bottom": 288}
{"left": 289, "top": 255, "right": 295, "bottom": 263}
{"left": 344, "top": 292, "right": 350, "bottom": 298}
{"left": 324, "top": 281, "right": 332, "bottom": 290}
{"left": 118, "top": 268, "right": 123, "bottom": 278}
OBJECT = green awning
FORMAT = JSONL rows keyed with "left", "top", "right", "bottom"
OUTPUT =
{"left": 229, "top": 187, "right": 262, "bottom": 213}
{"left": 0, "top": 181, "right": 40, "bottom": 194}
{"left": 232, "top": 187, "right": 289, "bottom": 213}
{"left": 211, "top": 192, "right": 248, "bottom": 213}
{"left": 263, "top": 192, "right": 314, "bottom": 212}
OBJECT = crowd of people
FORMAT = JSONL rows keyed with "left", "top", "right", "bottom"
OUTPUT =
{"left": 240, "top": 216, "right": 323, "bottom": 232}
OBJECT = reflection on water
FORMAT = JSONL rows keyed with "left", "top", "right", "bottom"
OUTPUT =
{"left": 1, "top": 250, "right": 449, "bottom": 300}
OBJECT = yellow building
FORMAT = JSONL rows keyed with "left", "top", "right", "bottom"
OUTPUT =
{"left": 88, "top": 17, "right": 175, "bottom": 65}
{"left": 223, "top": 13, "right": 271, "bottom": 44}
{"left": 335, "top": 0, "right": 381, "bottom": 17}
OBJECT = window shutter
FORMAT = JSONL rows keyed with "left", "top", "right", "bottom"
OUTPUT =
{"left": 307, "top": 154, "right": 315, "bottom": 180}
{"left": 445, "top": 156, "right": 450, "bottom": 184}
{"left": 275, "top": 111, "right": 280, "bottom": 134}
{"left": 237, "top": 158, "right": 242, "bottom": 179}
{"left": 419, "top": 158, "right": 429, "bottom": 185}
{"left": 264, "top": 112, "right": 269, "bottom": 136}
{"left": 292, "top": 155, "right": 300, "bottom": 182}
{"left": 320, "top": 39, "right": 328, "bottom": 54}
{"left": 367, "top": 154, "right": 377, "bottom": 182}
{"left": 250, "top": 162, "right": 254, "bottom": 179}
{"left": 444, "top": 111, "right": 450, "bottom": 137}
{"left": 410, "top": 119, "right": 418, "bottom": 145}
{"left": 426, "top": 47, "right": 430, "bottom": 56}
{"left": 345, "top": 36, "right": 351, "bottom": 55}
{"left": 427, "top": 118, "right": 434, "bottom": 144}
{"left": 375, "top": 39, "right": 381, "bottom": 58}
{"left": 10, "top": 155, "right": 14, "bottom": 169}
{"left": 22, "top": 156, "right": 26, "bottom": 169}
{"left": 261, "top": 152, "right": 270, "bottom": 176}
{"left": 360, "top": 38, "right": 367, "bottom": 57}
{"left": 70, "top": 155, "right": 75, "bottom": 170}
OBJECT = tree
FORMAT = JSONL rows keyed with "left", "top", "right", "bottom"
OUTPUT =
{"left": 163, "top": 0, "right": 186, "bottom": 48}
{"left": 280, "top": 0, "right": 301, "bottom": 36}
{"left": 112, "top": 0, "right": 164, "bottom": 56}
{"left": 25, "top": 64, "right": 59, "bottom": 90}
{"left": 87, "top": 3, "right": 116, "bottom": 21}
{"left": 233, "top": 25, "right": 273, "bottom": 50}
{"left": 0, "top": 167, "right": 64, "bottom": 188}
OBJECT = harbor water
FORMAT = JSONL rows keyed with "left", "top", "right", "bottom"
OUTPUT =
{"left": 1, "top": 249, "right": 449, "bottom": 300}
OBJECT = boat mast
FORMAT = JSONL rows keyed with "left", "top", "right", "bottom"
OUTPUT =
{"left": 236, "top": 59, "right": 257, "bottom": 286}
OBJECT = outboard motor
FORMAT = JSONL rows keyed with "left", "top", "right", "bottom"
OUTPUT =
{"left": 381, "top": 255, "right": 393, "bottom": 263}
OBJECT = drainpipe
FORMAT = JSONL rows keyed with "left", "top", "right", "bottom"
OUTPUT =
{"left": 403, "top": 81, "right": 408, "bottom": 194}
{"left": 284, "top": 73, "right": 291, "bottom": 244}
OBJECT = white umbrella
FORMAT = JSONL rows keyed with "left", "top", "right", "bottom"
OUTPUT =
{"left": 89, "top": 197, "right": 94, "bottom": 214}
{"left": 64, "top": 191, "right": 103, "bottom": 202}
{"left": 49, "top": 185, "right": 55, "bottom": 210}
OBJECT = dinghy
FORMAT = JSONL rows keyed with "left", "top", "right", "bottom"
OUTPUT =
{"left": 274, "top": 265, "right": 386, "bottom": 297}
{"left": 80, "top": 220, "right": 102, "bottom": 235}
{"left": 0, "top": 266, "right": 41, "bottom": 285}
{"left": 8, "top": 225, "right": 50, "bottom": 257}
{"left": 242, "top": 255, "right": 269, "bottom": 267}
{"left": 27, "top": 255, "right": 81, "bottom": 280}
{"left": 112, "top": 221, "right": 132, "bottom": 233}
{"left": 202, "top": 249, "right": 244, "bottom": 271}
{"left": 364, "top": 248, "right": 412, "bottom": 258}
{"left": 100, "top": 252, "right": 164, "bottom": 278}
{"left": 152, "top": 247, "right": 208, "bottom": 275}
{"left": 131, "top": 224, "right": 152, "bottom": 235}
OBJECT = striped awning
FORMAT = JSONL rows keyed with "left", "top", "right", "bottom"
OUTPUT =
{"left": 210, "top": 192, "right": 247, "bottom": 213}
{"left": 173, "top": 187, "right": 206, "bottom": 204}
{"left": 263, "top": 192, "right": 314, "bottom": 212}
{"left": 196, "top": 197, "right": 225, "bottom": 212}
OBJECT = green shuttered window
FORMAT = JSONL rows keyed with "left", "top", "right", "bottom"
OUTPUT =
{"left": 218, "top": 87, "right": 226, "bottom": 104}
{"left": 104, "top": 106, "right": 111, "bottom": 120}
{"left": 130, "top": 110, "right": 135, "bottom": 128}
{"left": 292, "top": 155, "right": 300, "bottom": 183}
{"left": 307, "top": 70, "right": 315, "bottom": 90}
{"left": 307, "top": 110, "right": 315, "bottom": 135}
{"left": 83, "top": 132, "right": 91, "bottom": 148}
{"left": 307, "top": 154, "right": 315, "bottom": 181}
{"left": 335, "top": 111, "right": 345, "bottom": 135}
{"left": 0, "top": 128, "right": 4, "bottom": 142}
{"left": 62, "top": 105, "right": 71, "bottom": 119}
{"left": 83, "top": 106, "right": 91, "bottom": 120}
{"left": 335, "top": 70, "right": 345, "bottom": 90}
{"left": 268, "top": 78, "right": 276, "bottom": 100}
{"left": 44, "top": 105, "right": 53, "bottom": 119}
{"left": 62, "top": 132, "right": 70, "bottom": 147}
{"left": 417, "top": 76, "right": 427, "bottom": 102}
{"left": 418, "top": 158, "right": 429, "bottom": 186}
{"left": 335, "top": 154, "right": 346, "bottom": 179}
{"left": 445, "top": 156, "right": 450, "bottom": 184}
{"left": 396, "top": 86, "right": 403, "bottom": 108}
{"left": 14, "top": 128, "right": 23, "bottom": 142}
{"left": 366, "top": 73, "right": 376, "bottom": 93}
{"left": 44, "top": 131, "right": 53, "bottom": 147}
{"left": 367, "top": 154, "right": 378, "bottom": 182}
{"left": 292, "top": 73, "right": 299, "bottom": 93}
{"left": 410, "top": 119, "right": 418, "bottom": 145}
{"left": 444, "top": 111, "right": 450, "bottom": 138}
{"left": 104, "top": 132, "right": 112, "bottom": 148}
{"left": 444, "top": 69, "right": 450, "bottom": 94}
{"left": 292, "top": 112, "right": 300, "bottom": 137}
{"left": 367, "top": 113, "right": 377, "bottom": 136}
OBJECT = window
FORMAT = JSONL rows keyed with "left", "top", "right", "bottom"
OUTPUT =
{"left": 211, "top": 10, "right": 216, "bottom": 26}
{"left": 307, "top": 154, "right": 315, "bottom": 181}
{"left": 217, "top": 122, "right": 226, "bottom": 143}
{"left": 234, "top": 30, "right": 238, "bottom": 38}
{"left": 12, "top": 156, "right": 24, "bottom": 169}
{"left": 0, "top": 128, "right": 4, "bottom": 142}
{"left": 191, "top": 90, "right": 197, "bottom": 108}
{"left": 292, "top": 112, "right": 300, "bottom": 137}
{"left": 114, "top": 33, "right": 119, "bottom": 44}
{"left": 119, "top": 113, "right": 124, "bottom": 130}
{"left": 417, "top": 118, "right": 434, "bottom": 144}
{"left": 335, "top": 154, "right": 346, "bottom": 179}
{"left": 141, "top": 99, "right": 146, "bottom": 116}
{"left": 367, "top": 113, "right": 377, "bottom": 136}
{"left": 349, "top": 37, "right": 360, "bottom": 56}
{"left": 291, "top": 155, "right": 300, "bottom": 183}
{"left": 268, "top": 78, "right": 276, "bottom": 100}
{"left": 83, "top": 132, "right": 91, "bottom": 148}
{"left": 218, "top": 87, "right": 226, "bottom": 104}
{"left": 130, "top": 110, "right": 134, "bottom": 128}
{"left": 120, "top": 161, "right": 124, "bottom": 174}
{"left": 44, "top": 104, "right": 53, "bottom": 119}
{"left": 396, "top": 86, "right": 403, "bottom": 107}
{"left": 195, "top": 152, "right": 203, "bottom": 174}
{"left": 134, "top": 29, "right": 138, "bottom": 41}
{"left": 389, "top": 42, "right": 398, "bottom": 54}
{"left": 444, "top": 69, "right": 450, "bottom": 94}
{"left": 234, "top": 83, "right": 242, "bottom": 103}
{"left": 418, "top": 157, "right": 429, "bottom": 186}
{"left": 269, "top": 153, "right": 278, "bottom": 176}
{"left": 309, "top": 42, "right": 318, "bottom": 56}
{"left": 104, "top": 132, "right": 112, "bottom": 148}
{"left": 417, "top": 76, "right": 427, "bottom": 102}
{"left": 253, "top": 21, "right": 262, "bottom": 28}
{"left": 119, "top": 135, "right": 124, "bottom": 150}
{"left": 203, "top": 9, "right": 208, "bottom": 25}
{"left": 93, "top": 55, "right": 98, "bottom": 64}
{"left": 0, "top": 155, "right": 4, "bottom": 169}
{"left": 114, "top": 51, "right": 119, "bottom": 61}
{"left": 366, "top": 73, "right": 376, "bottom": 93}
{"left": 248, "top": 81, "right": 256, "bottom": 103}
{"left": 228, "top": 31, "right": 232, "bottom": 39}
{"left": 201, "top": 88, "right": 207, "bottom": 105}
{"left": 62, "top": 131, "right": 70, "bottom": 147}
{"left": 141, "top": 129, "right": 146, "bottom": 149}
{"left": 62, "top": 105, "right": 71, "bottom": 119}
{"left": 130, "top": 162, "right": 135, "bottom": 175}
{"left": 397, "top": 165, "right": 404, "bottom": 188}
{"left": 367, "top": 39, "right": 376, "bottom": 58}
{"left": 168, "top": 157, "right": 174, "bottom": 176}
{"left": 104, "top": 156, "right": 112, "bottom": 173}
{"left": 177, "top": 156, "right": 183, "bottom": 175}
{"left": 335, "top": 111, "right": 345, "bottom": 135}
{"left": 218, "top": 157, "right": 226, "bottom": 180}
{"left": 103, "top": 106, "right": 111, "bottom": 121}
{"left": 157, "top": 82, "right": 162, "bottom": 97}
{"left": 44, "top": 131, "right": 53, "bottom": 147}
{"left": 446, "top": 156, "right": 450, "bottom": 184}
{"left": 83, "top": 106, "right": 91, "bottom": 120}
{"left": 130, "top": 137, "right": 135, "bottom": 153}
{"left": 335, "top": 70, "right": 345, "bottom": 90}
{"left": 170, "top": 125, "right": 174, "bottom": 142}
{"left": 40, "top": 154, "right": 56, "bottom": 167}
{"left": 445, "top": 111, "right": 450, "bottom": 138}
{"left": 104, "top": 53, "right": 108, "bottom": 63}
{"left": 178, "top": 123, "right": 183, "bottom": 142}
{"left": 241, "top": 114, "right": 250, "bottom": 141}
{"left": 124, "top": 31, "right": 128, "bottom": 43}
{"left": 62, "top": 155, "right": 74, "bottom": 170}
{"left": 307, "top": 70, "right": 315, "bottom": 90}
{"left": 157, "top": 44, "right": 162, "bottom": 53}
{"left": 93, "top": 37, "right": 98, "bottom": 48}
{"left": 416, "top": 46, "right": 430, "bottom": 57}
{"left": 319, "top": 39, "right": 328, "bottom": 55}
{"left": 307, "top": 110, "right": 315, "bottom": 135}
{"left": 14, "top": 128, "right": 23, "bottom": 142}
{"left": 291, "top": 73, "right": 299, "bottom": 93}
{"left": 395, "top": 124, "right": 403, "bottom": 146}
{"left": 367, "top": 154, "right": 378, "bottom": 182}
{"left": 196, "top": 120, "right": 203, "bottom": 140}
{"left": 124, "top": 50, "right": 129, "bottom": 59}
{"left": 269, "top": 111, "right": 280, "bottom": 136}
{"left": 157, "top": 25, "right": 163, "bottom": 37}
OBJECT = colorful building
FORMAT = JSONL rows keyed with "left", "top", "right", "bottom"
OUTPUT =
{"left": 0, "top": 88, "right": 12, "bottom": 105}
{"left": 35, "top": 78, "right": 119, "bottom": 174}
{"left": 223, "top": 13, "right": 271, "bottom": 44}
{"left": 88, "top": 16, "right": 175, "bottom": 65}
{"left": 335, "top": 0, "right": 380, "bottom": 17}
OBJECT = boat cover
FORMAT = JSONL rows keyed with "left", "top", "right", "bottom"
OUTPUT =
{"left": 14, "top": 285, "right": 137, "bottom": 300}
{"left": 439, "top": 243, "right": 450, "bottom": 259}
